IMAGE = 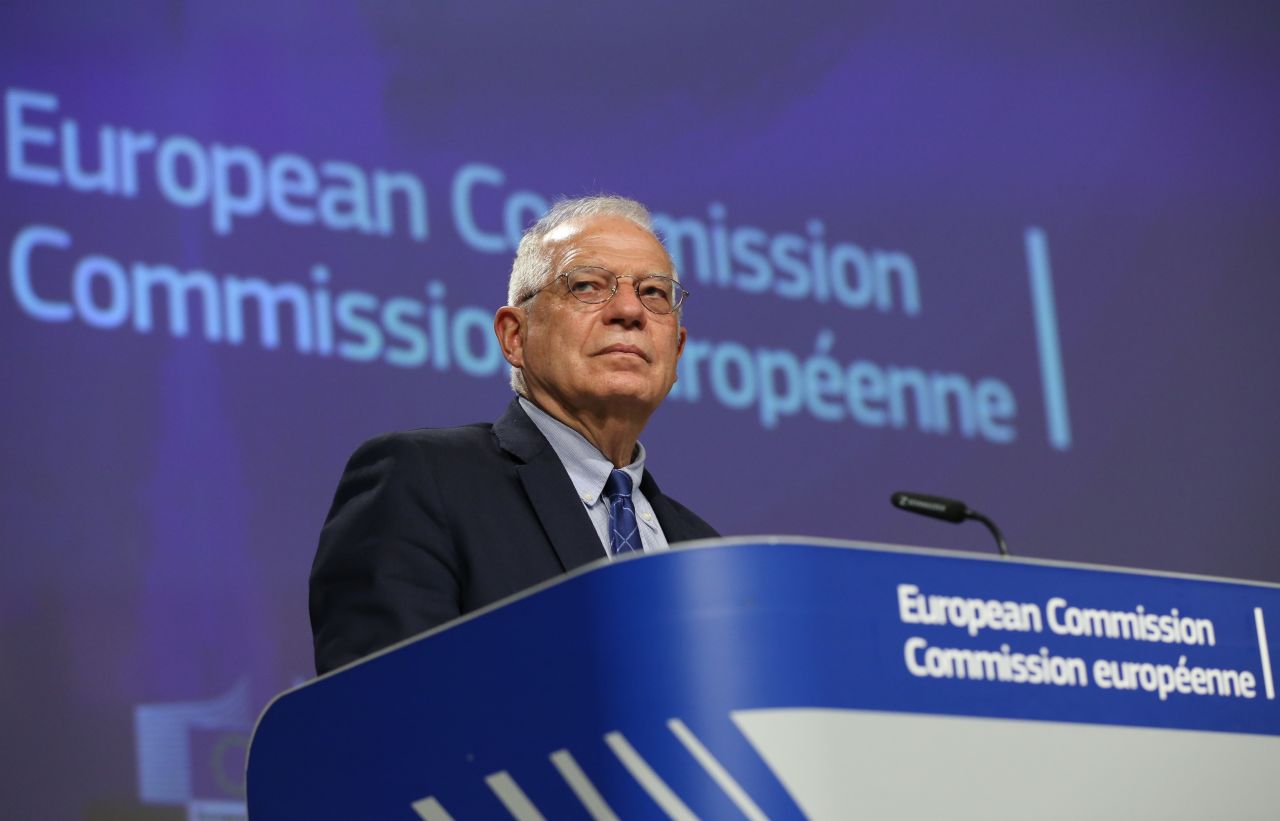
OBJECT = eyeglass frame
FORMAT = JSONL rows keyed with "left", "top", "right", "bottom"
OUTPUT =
{"left": 518, "top": 266, "right": 689, "bottom": 315}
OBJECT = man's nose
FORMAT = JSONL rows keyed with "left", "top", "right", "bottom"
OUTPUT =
{"left": 604, "top": 276, "right": 647, "bottom": 326}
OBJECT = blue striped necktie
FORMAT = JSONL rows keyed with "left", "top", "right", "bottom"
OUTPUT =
{"left": 603, "top": 469, "right": 640, "bottom": 555}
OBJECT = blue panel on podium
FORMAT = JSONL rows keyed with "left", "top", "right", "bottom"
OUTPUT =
{"left": 248, "top": 539, "right": 1280, "bottom": 819}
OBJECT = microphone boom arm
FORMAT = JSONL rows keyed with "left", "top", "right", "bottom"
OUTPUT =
{"left": 964, "top": 508, "right": 1009, "bottom": 557}
{"left": 891, "top": 491, "right": 1011, "bottom": 557}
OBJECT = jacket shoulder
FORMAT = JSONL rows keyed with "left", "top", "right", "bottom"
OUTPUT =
{"left": 346, "top": 423, "right": 497, "bottom": 464}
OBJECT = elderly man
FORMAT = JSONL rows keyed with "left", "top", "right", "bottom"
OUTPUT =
{"left": 310, "top": 195, "right": 718, "bottom": 674}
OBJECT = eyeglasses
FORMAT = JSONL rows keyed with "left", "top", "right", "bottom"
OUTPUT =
{"left": 523, "top": 266, "right": 688, "bottom": 315}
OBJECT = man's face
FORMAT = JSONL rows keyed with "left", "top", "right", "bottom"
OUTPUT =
{"left": 499, "top": 215, "right": 686, "bottom": 422}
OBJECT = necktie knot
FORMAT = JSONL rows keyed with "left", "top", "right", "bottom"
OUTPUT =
{"left": 604, "top": 468, "right": 633, "bottom": 500}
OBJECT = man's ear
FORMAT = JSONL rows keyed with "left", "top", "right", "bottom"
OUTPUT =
{"left": 672, "top": 325, "right": 687, "bottom": 381}
{"left": 494, "top": 306, "right": 526, "bottom": 368}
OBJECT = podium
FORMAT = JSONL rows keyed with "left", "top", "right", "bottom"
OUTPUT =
{"left": 248, "top": 538, "right": 1280, "bottom": 819}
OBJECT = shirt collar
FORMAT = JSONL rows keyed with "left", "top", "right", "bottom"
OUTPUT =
{"left": 518, "top": 396, "right": 646, "bottom": 505}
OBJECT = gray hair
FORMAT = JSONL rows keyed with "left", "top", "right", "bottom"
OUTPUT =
{"left": 505, "top": 194, "right": 667, "bottom": 395}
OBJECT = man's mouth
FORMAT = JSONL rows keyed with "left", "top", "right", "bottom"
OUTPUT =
{"left": 597, "top": 344, "right": 650, "bottom": 362}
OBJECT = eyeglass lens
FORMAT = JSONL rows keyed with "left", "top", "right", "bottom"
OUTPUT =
{"left": 565, "top": 267, "right": 683, "bottom": 313}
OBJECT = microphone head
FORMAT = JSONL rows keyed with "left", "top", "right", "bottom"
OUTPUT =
{"left": 890, "top": 491, "right": 968, "bottom": 523}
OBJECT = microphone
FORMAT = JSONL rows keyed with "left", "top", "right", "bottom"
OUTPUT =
{"left": 890, "top": 491, "right": 1010, "bottom": 557}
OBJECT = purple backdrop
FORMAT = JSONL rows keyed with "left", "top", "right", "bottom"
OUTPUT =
{"left": 3, "top": 2, "right": 1279, "bottom": 816}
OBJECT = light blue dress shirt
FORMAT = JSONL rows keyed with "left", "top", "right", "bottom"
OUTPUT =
{"left": 518, "top": 397, "right": 670, "bottom": 558}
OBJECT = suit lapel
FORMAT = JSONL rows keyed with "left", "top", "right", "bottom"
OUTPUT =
{"left": 640, "top": 470, "right": 697, "bottom": 543}
{"left": 494, "top": 399, "right": 605, "bottom": 572}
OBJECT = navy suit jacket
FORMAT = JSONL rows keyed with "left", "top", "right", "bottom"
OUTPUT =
{"left": 310, "top": 398, "right": 718, "bottom": 674}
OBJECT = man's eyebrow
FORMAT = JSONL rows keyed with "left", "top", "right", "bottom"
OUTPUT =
{"left": 563, "top": 263, "right": 677, "bottom": 278}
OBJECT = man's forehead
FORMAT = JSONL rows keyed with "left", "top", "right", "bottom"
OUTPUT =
{"left": 544, "top": 216, "right": 673, "bottom": 273}
{"left": 542, "top": 221, "right": 584, "bottom": 246}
